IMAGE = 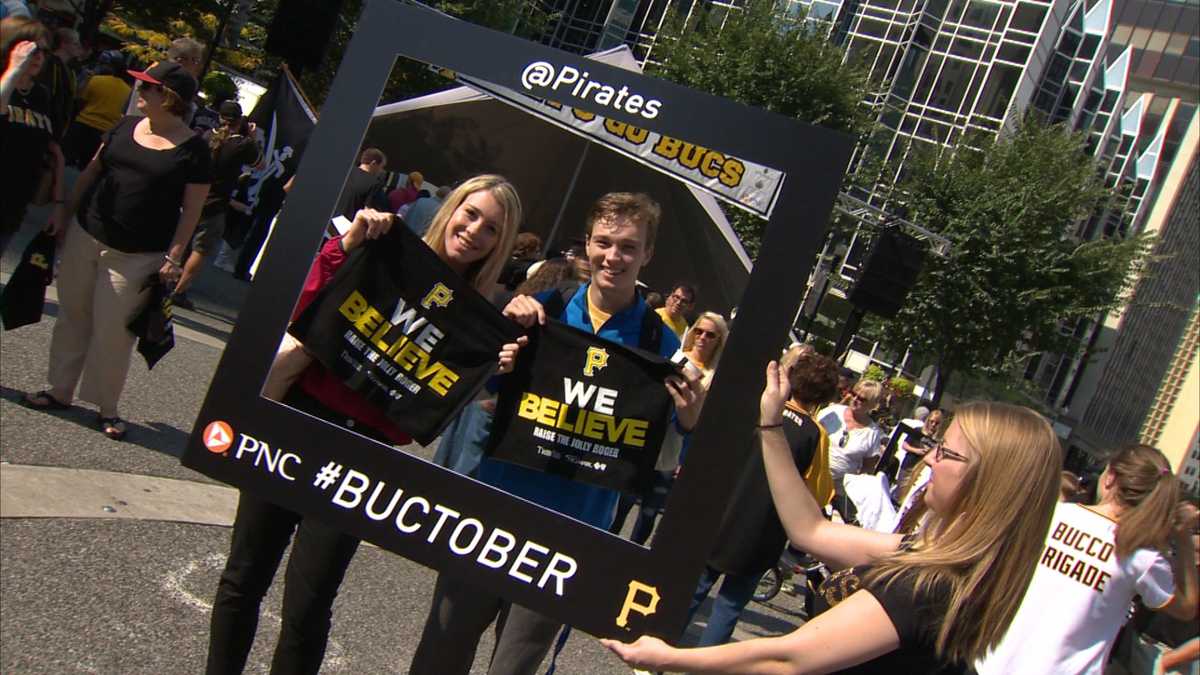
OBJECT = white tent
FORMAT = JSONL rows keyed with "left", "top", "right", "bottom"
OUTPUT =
{"left": 365, "top": 47, "right": 753, "bottom": 314}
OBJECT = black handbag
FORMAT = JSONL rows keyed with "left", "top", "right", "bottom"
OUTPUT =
{"left": 0, "top": 232, "right": 56, "bottom": 330}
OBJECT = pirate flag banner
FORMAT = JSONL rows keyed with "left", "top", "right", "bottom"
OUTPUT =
{"left": 489, "top": 320, "right": 677, "bottom": 493}
{"left": 287, "top": 221, "right": 522, "bottom": 445}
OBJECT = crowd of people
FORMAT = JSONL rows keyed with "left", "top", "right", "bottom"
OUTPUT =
{"left": 3, "top": 10, "right": 1198, "bottom": 675}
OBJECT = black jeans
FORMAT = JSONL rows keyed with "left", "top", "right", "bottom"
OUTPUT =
{"left": 206, "top": 389, "right": 375, "bottom": 674}
{"left": 409, "top": 572, "right": 563, "bottom": 675}
{"left": 205, "top": 494, "right": 360, "bottom": 675}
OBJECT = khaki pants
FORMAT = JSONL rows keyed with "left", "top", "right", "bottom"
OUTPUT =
{"left": 48, "top": 222, "right": 162, "bottom": 415}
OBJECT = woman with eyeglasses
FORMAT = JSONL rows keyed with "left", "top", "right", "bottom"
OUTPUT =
{"left": 603, "top": 361, "right": 1063, "bottom": 674}
{"left": 22, "top": 61, "right": 210, "bottom": 441}
{"left": 976, "top": 445, "right": 1198, "bottom": 675}
{"left": 0, "top": 16, "right": 67, "bottom": 256}
{"left": 817, "top": 378, "right": 885, "bottom": 521}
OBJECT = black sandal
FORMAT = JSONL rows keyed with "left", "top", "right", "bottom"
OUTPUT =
{"left": 22, "top": 390, "right": 70, "bottom": 411}
{"left": 98, "top": 416, "right": 127, "bottom": 441}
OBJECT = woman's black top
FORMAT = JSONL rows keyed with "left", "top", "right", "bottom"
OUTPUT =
{"left": 0, "top": 83, "right": 55, "bottom": 215}
{"left": 814, "top": 564, "right": 970, "bottom": 674}
{"left": 80, "top": 115, "right": 212, "bottom": 253}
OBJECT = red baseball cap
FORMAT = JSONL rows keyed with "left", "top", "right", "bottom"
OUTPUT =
{"left": 129, "top": 61, "right": 198, "bottom": 105}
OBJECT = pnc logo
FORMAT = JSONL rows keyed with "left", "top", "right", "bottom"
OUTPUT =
{"left": 203, "top": 420, "right": 234, "bottom": 453}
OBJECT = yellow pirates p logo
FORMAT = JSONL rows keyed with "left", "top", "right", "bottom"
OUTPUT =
{"left": 616, "top": 580, "right": 660, "bottom": 628}
{"left": 29, "top": 253, "right": 49, "bottom": 270}
{"left": 421, "top": 282, "right": 453, "bottom": 309}
{"left": 583, "top": 346, "right": 609, "bottom": 377}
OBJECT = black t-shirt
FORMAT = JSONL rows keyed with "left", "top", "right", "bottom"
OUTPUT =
{"left": 0, "top": 83, "right": 56, "bottom": 215}
{"left": 707, "top": 410, "right": 820, "bottom": 576}
{"left": 80, "top": 116, "right": 213, "bottom": 253}
{"left": 201, "top": 130, "right": 260, "bottom": 217}
{"left": 334, "top": 167, "right": 388, "bottom": 220}
{"left": 900, "top": 427, "right": 929, "bottom": 469}
{"left": 814, "top": 564, "right": 966, "bottom": 674}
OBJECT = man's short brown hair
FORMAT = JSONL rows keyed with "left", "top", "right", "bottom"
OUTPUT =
{"left": 360, "top": 147, "right": 386, "bottom": 167}
{"left": 585, "top": 192, "right": 661, "bottom": 251}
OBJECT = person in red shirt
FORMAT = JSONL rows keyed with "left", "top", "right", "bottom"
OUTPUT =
{"left": 205, "top": 175, "right": 524, "bottom": 675}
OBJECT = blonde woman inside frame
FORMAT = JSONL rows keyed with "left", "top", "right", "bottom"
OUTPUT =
{"left": 206, "top": 175, "right": 524, "bottom": 674}
{"left": 679, "top": 312, "right": 730, "bottom": 388}
{"left": 262, "top": 175, "right": 521, "bottom": 399}
{"left": 603, "top": 361, "right": 1062, "bottom": 674}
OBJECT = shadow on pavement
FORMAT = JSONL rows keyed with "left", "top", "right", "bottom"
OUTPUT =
{"left": 1, "top": 385, "right": 191, "bottom": 459}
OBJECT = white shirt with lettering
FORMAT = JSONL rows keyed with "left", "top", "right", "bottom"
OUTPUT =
{"left": 976, "top": 501, "right": 1174, "bottom": 675}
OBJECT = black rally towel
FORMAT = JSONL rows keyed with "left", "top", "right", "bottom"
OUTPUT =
{"left": 127, "top": 280, "right": 175, "bottom": 369}
{"left": 288, "top": 223, "right": 522, "bottom": 445}
{"left": 488, "top": 319, "right": 677, "bottom": 494}
{"left": 1, "top": 232, "right": 56, "bottom": 330}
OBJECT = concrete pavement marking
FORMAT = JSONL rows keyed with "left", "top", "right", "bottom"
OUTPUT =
{"left": 0, "top": 463, "right": 237, "bottom": 525}
{"left": 158, "top": 552, "right": 350, "bottom": 670}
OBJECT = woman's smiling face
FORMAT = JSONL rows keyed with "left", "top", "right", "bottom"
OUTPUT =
{"left": 441, "top": 189, "right": 504, "bottom": 273}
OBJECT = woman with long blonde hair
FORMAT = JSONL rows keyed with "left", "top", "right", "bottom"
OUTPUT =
{"left": 679, "top": 311, "right": 729, "bottom": 389}
{"left": 604, "top": 361, "right": 1063, "bottom": 673}
{"left": 977, "top": 445, "right": 1198, "bottom": 674}
{"left": 208, "top": 174, "right": 523, "bottom": 674}
{"left": 262, "top": 175, "right": 521, "bottom": 398}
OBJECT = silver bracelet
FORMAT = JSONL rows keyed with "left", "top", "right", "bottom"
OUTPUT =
{"left": 164, "top": 255, "right": 183, "bottom": 267}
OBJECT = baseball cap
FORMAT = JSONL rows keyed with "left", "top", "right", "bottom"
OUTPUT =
{"left": 218, "top": 100, "right": 242, "bottom": 119}
{"left": 98, "top": 49, "right": 125, "bottom": 66}
{"left": 129, "top": 61, "right": 198, "bottom": 104}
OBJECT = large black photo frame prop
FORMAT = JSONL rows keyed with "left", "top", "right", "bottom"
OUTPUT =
{"left": 182, "top": 0, "right": 852, "bottom": 641}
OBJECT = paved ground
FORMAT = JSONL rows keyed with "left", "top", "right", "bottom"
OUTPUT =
{"left": 0, "top": 222, "right": 808, "bottom": 674}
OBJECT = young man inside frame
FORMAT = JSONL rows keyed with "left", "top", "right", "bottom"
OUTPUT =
{"left": 408, "top": 192, "right": 706, "bottom": 675}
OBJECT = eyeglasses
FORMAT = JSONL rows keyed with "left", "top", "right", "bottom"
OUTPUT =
{"left": 669, "top": 293, "right": 694, "bottom": 305}
{"left": 692, "top": 328, "right": 718, "bottom": 338}
{"left": 934, "top": 442, "right": 970, "bottom": 464}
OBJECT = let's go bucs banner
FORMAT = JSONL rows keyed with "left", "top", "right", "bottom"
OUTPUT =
{"left": 288, "top": 223, "right": 521, "bottom": 445}
{"left": 455, "top": 74, "right": 784, "bottom": 218}
{"left": 488, "top": 320, "right": 677, "bottom": 493}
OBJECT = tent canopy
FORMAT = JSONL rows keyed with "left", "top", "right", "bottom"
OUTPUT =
{"left": 364, "top": 48, "right": 753, "bottom": 315}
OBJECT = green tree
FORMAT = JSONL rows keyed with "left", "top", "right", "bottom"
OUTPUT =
{"left": 646, "top": 0, "right": 872, "bottom": 257}
{"left": 876, "top": 116, "right": 1152, "bottom": 405}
